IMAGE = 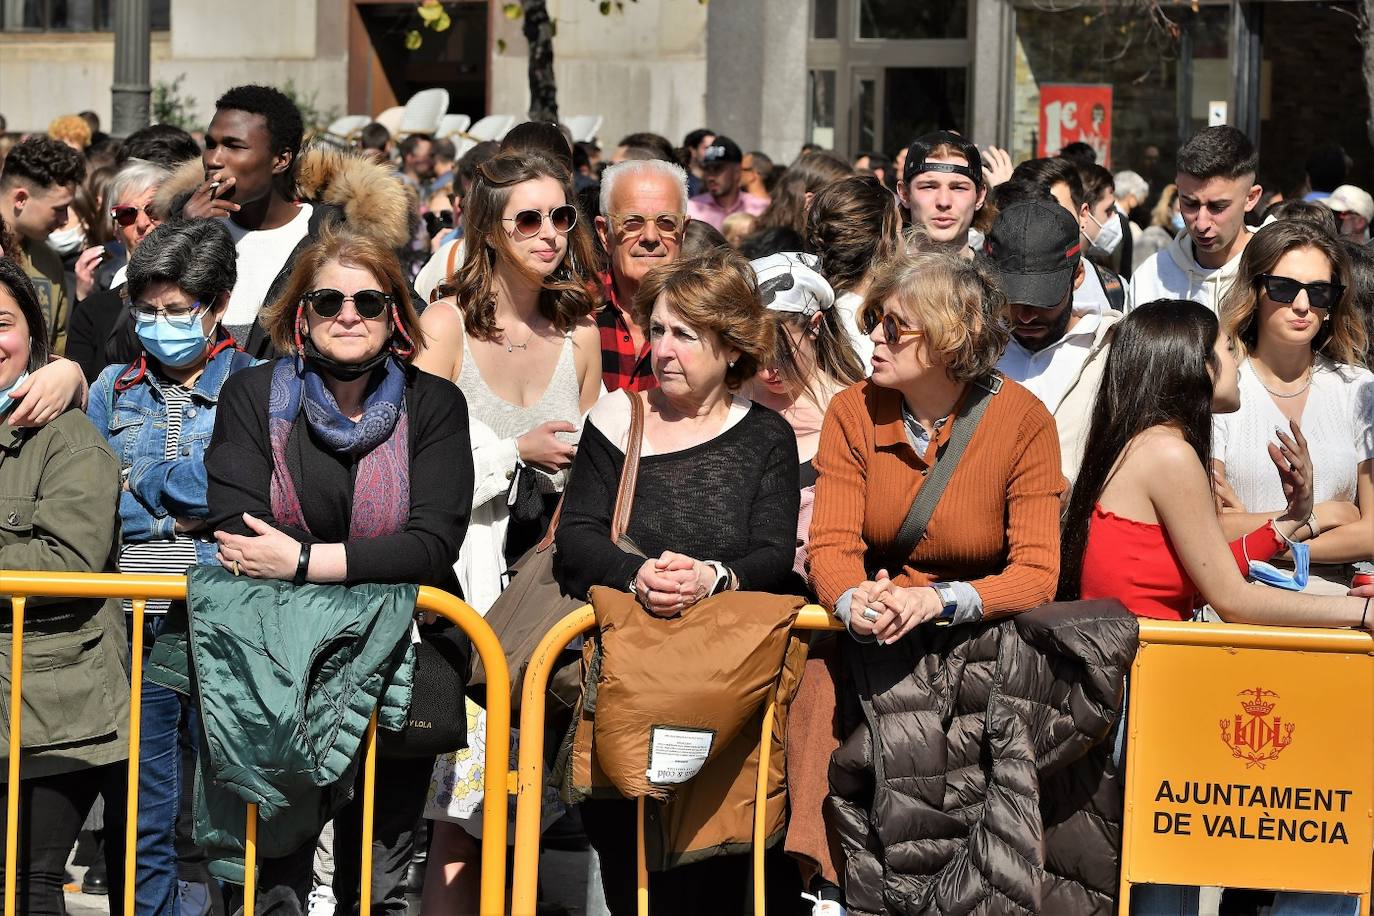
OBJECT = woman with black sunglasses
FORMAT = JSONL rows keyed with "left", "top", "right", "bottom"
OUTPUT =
{"left": 1212, "top": 220, "right": 1374, "bottom": 588}
{"left": 202, "top": 224, "right": 473, "bottom": 913}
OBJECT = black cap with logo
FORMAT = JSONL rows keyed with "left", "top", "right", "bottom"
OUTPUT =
{"left": 981, "top": 200, "right": 1082, "bottom": 308}
{"left": 701, "top": 136, "right": 743, "bottom": 166}
{"left": 902, "top": 130, "right": 985, "bottom": 187}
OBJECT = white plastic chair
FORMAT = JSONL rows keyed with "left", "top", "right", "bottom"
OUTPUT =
{"left": 436, "top": 114, "right": 473, "bottom": 140}
{"left": 373, "top": 106, "right": 405, "bottom": 138}
{"left": 468, "top": 115, "right": 518, "bottom": 142}
{"left": 325, "top": 115, "right": 371, "bottom": 143}
{"left": 453, "top": 137, "right": 478, "bottom": 159}
{"left": 565, "top": 115, "right": 603, "bottom": 143}
{"left": 400, "top": 88, "right": 450, "bottom": 137}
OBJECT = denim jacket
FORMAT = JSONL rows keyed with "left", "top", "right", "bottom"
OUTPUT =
{"left": 88, "top": 345, "right": 260, "bottom": 563}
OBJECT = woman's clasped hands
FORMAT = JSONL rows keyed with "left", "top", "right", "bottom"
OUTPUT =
{"left": 849, "top": 568, "right": 944, "bottom": 645}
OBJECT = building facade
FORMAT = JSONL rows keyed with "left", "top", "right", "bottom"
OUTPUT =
{"left": 2, "top": 0, "right": 1368, "bottom": 195}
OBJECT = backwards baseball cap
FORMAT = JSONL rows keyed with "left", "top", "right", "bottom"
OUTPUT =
{"left": 702, "top": 136, "right": 743, "bottom": 166}
{"left": 750, "top": 252, "right": 834, "bottom": 317}
{"left": 981, "top": 200, "right": 1082, "bottom": 308}
{"left": 1324, "top": 184, "right": 1374, "bottom": 222}
{"left": 903, "top": 130, "right": 985, "bottom": 187}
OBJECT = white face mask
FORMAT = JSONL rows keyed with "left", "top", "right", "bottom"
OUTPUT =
{"left": 1087, "top": 210, "right": 1123, "bottom": 256}
{"left": 47, "top": 226, "right": 85, "bottom": 256}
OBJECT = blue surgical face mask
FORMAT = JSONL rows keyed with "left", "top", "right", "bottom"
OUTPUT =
{"left": 135, "top": 310, "right": 212, "bottom": 368}
{"left": 1170, "top": 211, "right": 1186, "bottom": 233}
{"left": 0, "top": 371, "right": 30, "bottom": 418}
{"left": 1248, "top": 540, "right": 1310, "bottom": 592}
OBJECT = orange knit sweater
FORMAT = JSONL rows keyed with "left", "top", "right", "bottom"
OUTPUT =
{"left": 808, "top": 377, "right": 1064, "bottom": 617}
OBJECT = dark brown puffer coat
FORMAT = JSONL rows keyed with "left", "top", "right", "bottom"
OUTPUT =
{"left": 826, "top": 600, "right": 1138, "bottom": 915}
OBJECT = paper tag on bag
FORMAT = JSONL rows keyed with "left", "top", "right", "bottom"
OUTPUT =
{"left": 645, "top": 726, "right": 715, "bottom": 785}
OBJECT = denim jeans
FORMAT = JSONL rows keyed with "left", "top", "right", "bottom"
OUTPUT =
{"left": 134, "top": 613, "right": 203, "bottom": 916}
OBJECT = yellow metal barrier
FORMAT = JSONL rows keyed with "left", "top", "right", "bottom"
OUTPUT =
{"left": 1120, "top": 619, "right": 1374, "bottom": 915}
{"left": 0, "top": 571, "right": 513, "bottom": 916}
{"left": 510, "top": 603, "right": 842, "bottom": 916}
{"left": 514, "top": 609, "right": 1374, "bottom": 916}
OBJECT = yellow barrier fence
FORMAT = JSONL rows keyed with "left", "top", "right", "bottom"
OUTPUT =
{"left": 1121, "top": 619, "right": 1374, "bottom": 915}
{"left": 0, "top": 571, "right": 513, "bottom": 916}
{"left": 513, "top": 609, "right": 1374, "bottom": 916}
{"left": 510, "top": 604, "right": 843, "bottom": 916}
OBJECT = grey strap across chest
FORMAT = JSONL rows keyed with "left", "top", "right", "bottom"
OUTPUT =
{"left": 884, "top": 375, "right": 1001, "bottom": 571}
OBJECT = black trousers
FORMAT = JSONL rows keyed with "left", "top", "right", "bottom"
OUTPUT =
{"left": 581, "top": 798, "right": 801, "bottom": 916}
{"left": 0, "top": 762, "right": 127, "bottom": 916}
{"left": 228, "top": 754, "right": 433, "bottom": 916}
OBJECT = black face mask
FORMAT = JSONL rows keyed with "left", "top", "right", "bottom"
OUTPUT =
{"left": 301, "top": 336, "right": 392, "bottom": 381}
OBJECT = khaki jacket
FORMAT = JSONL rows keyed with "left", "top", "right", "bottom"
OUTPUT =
{"left": 0, "top": 408, "right": 128, "bottom": 779}
{"left": 19, "top": 240, "right": 70, "bottom": 355}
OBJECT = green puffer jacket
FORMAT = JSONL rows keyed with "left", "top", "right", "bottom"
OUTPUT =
{"left": 0, "top": 409, "right": 127, "bottom": 781}
{"left": 146, "top": 565, "right": 417, "bottom": 883}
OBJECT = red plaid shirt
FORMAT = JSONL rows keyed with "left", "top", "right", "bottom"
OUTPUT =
{"left": 597, "top": 272, "right": 656, "bottom": 392}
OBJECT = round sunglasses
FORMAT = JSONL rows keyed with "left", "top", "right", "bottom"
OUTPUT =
{"left": 111, "top": 204, "right": 156, "bottom": 227}
{"left": 501, "top": 204, "right": 578, "bottom": 240}
{"left": 1258, "top": 274, "right": 1344, "bottom": 311}
{"left": 860, "top": 309, "right": 925, "bottom": 345}
{"left": 303, "top": 288, "right": 394, "bottom": 320}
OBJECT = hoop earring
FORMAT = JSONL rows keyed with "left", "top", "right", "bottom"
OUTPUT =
{"left": 389, "top": 301, "right": 417, "bottom": 360}
{"left": 293, "top": 303, "right": 307, "bottom": 352}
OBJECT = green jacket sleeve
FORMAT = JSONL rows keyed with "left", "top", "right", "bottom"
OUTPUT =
{"left": 0, "top": 430, "right": 119, "bottom": 574}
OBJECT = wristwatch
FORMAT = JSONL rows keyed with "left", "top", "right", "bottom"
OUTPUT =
{"left": 930, "top": 581, "right": 959, "bottom": 626}
{"left": 705, "top": 561, "right": 732, "bottom": 596}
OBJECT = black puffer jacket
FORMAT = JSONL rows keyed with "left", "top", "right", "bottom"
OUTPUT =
{"left": 826, "top": 600, "right": 1138, "bottom": 915}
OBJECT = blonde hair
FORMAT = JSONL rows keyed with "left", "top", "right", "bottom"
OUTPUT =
{"left": 862, "top": 250, "right": 1009, "bottom": 383}
{"left": 1150, "top": 183, "right": 1179, "bottom": 229}
{"left": 47, "top": 115, "right": 92, "bottom": 150}
{"left": 633, "top": 248, "right": 774, "bottom": 389}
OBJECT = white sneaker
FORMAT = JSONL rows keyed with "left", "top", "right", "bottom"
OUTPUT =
{"left": 306, "top": 885, "right": 336, "bottom": 916}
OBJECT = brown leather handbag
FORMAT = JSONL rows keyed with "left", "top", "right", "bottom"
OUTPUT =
{"left": 469, "top": 391, "right": 646, "bottom": 714}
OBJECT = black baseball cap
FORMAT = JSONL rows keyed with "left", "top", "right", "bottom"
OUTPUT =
{"left": 702, "top": 136, "right": 743, "bottom": 166}
{"left": 981, "top": 200, "right": 1082, "bottom": 308}
{"left": 902, "top": 130, "right": 985, "bottom": 187}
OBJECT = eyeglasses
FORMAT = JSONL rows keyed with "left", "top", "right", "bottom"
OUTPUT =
{"left": 611, "top": 212, "right": 685, "bottom": 238}
{"left": 423, "top": 210, "right": 455, "bottom": 236}
{"left": 111, "top": 204, "right": 156, "bottom": 227}
{"left": 501, "top": 205, "right": 578, "bottom": 240}
{"left": 860, "top": 309, "right": 925, "bottom": 345}
{"left": 129, "top": 300, "right": 204, "bottom": 328}
{"left": 303, "top": 288, "right": 394, "bottom": 320}
{"left": 1258, "top": 274, "right": 1344, "bottom": 311}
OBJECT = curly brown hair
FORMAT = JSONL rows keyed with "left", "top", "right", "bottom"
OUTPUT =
{"left": 445, "top": 152, "right": 598, "bottom": 342}
{"left": 633, "top": 248, "right": 774, "bottom": 390}
{"left": 862, "top": 250, "right": 1010, "bottom": 383}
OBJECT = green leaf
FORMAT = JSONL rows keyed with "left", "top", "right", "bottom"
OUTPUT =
{"left": 417, "top": 1, "right": 443, "bottom": 23}
{"left": 434, "top": 11, "right": 451, "bottom": 30}
{"left": 497, "top": 37, "right": 507, "bottom": 53}
{"left": 404, "top": 29, "right": 423, "bottom": 50}
{"left": 599, "top": 1, "right": 611, "bottom": 14}
{"left": 549, "top": 18, "right": 556, "bottom": 36}
{"left": 503, "top": 2, "right": 523, "bottom": 20}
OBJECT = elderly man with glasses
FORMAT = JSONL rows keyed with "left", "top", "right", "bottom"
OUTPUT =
{"left": 594, "top": 158, "right": 692, "bottom": 392}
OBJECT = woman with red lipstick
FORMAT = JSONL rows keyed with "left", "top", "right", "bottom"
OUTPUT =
{"left": 1212, "top": 220, "right": 1374, "bottom": 586}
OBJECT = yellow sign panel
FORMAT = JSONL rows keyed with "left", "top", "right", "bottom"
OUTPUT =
{"left": 1123, "top": 642, "right": 1373, "bottom": 894}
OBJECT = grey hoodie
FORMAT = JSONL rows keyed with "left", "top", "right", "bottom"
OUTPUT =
{"left": 1126, "top": 227, "right": 1252, "bottom": 313}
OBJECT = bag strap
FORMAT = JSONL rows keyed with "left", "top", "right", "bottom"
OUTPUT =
{"left": 535, "top": 389, "right": 646, "bottom": 552}
{"left": 884, "top": 374, "right": 1001, "bottom": 571}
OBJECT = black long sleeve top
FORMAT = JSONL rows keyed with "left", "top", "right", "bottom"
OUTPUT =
{"left": 205, "top": 360, "right": 473, "bottom": 591}
{"left": 554, "top": 402, "right": 801, "bottom": 599}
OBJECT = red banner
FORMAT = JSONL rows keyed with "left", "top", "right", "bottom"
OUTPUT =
{"left": 1039, "top": 84, "right": 1112, "bottom": 167}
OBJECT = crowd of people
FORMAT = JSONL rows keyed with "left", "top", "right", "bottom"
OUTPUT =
{"left": 1, "top": 85, "right": 1373, "bottom": 916}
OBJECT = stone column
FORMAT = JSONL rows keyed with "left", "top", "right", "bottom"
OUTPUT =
{"left": 705, "top": 0, "right": 807, "bottom": 161}
{"left": 112, "top": 0, "right": 152, "bottom": 136}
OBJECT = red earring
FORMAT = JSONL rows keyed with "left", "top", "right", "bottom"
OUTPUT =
{"left": 293, "top": 303, "right": 307, "bottom": 352}
{"left": 389, "top": 301, "right": 416, "bottom": 360}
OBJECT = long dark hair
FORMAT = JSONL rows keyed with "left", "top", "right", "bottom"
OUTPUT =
{"left": 0, "top": 258, "right": 53, "bottom": 372}
{"left": 1059, "top": 299, "right": 1220, "bottom": 599}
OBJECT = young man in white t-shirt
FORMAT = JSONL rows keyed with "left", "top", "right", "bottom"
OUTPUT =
{"left": 180, "top": 85, "right": 313, "bottom": 354}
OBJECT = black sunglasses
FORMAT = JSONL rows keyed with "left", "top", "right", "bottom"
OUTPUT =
{"left": 501, "top": 204, "right": 578, "bottom": 239}
{"left": 303, "top": 288, "right": 393, "bottom": 320}
{"left": 423, "top": 210, "right": 455, "bottom": 236}
{"left": 111, "top": 204, "right": 156, "bottom": 227}
{"left": 1258, "top": 274, "right": 1344, "bottom": 311}
{"left": 860, "top": 309, "right": 925, "bottom": 345}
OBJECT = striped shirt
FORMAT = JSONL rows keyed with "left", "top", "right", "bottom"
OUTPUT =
{"left": 118, "top": 383, "right": 200, "bottom": 613}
